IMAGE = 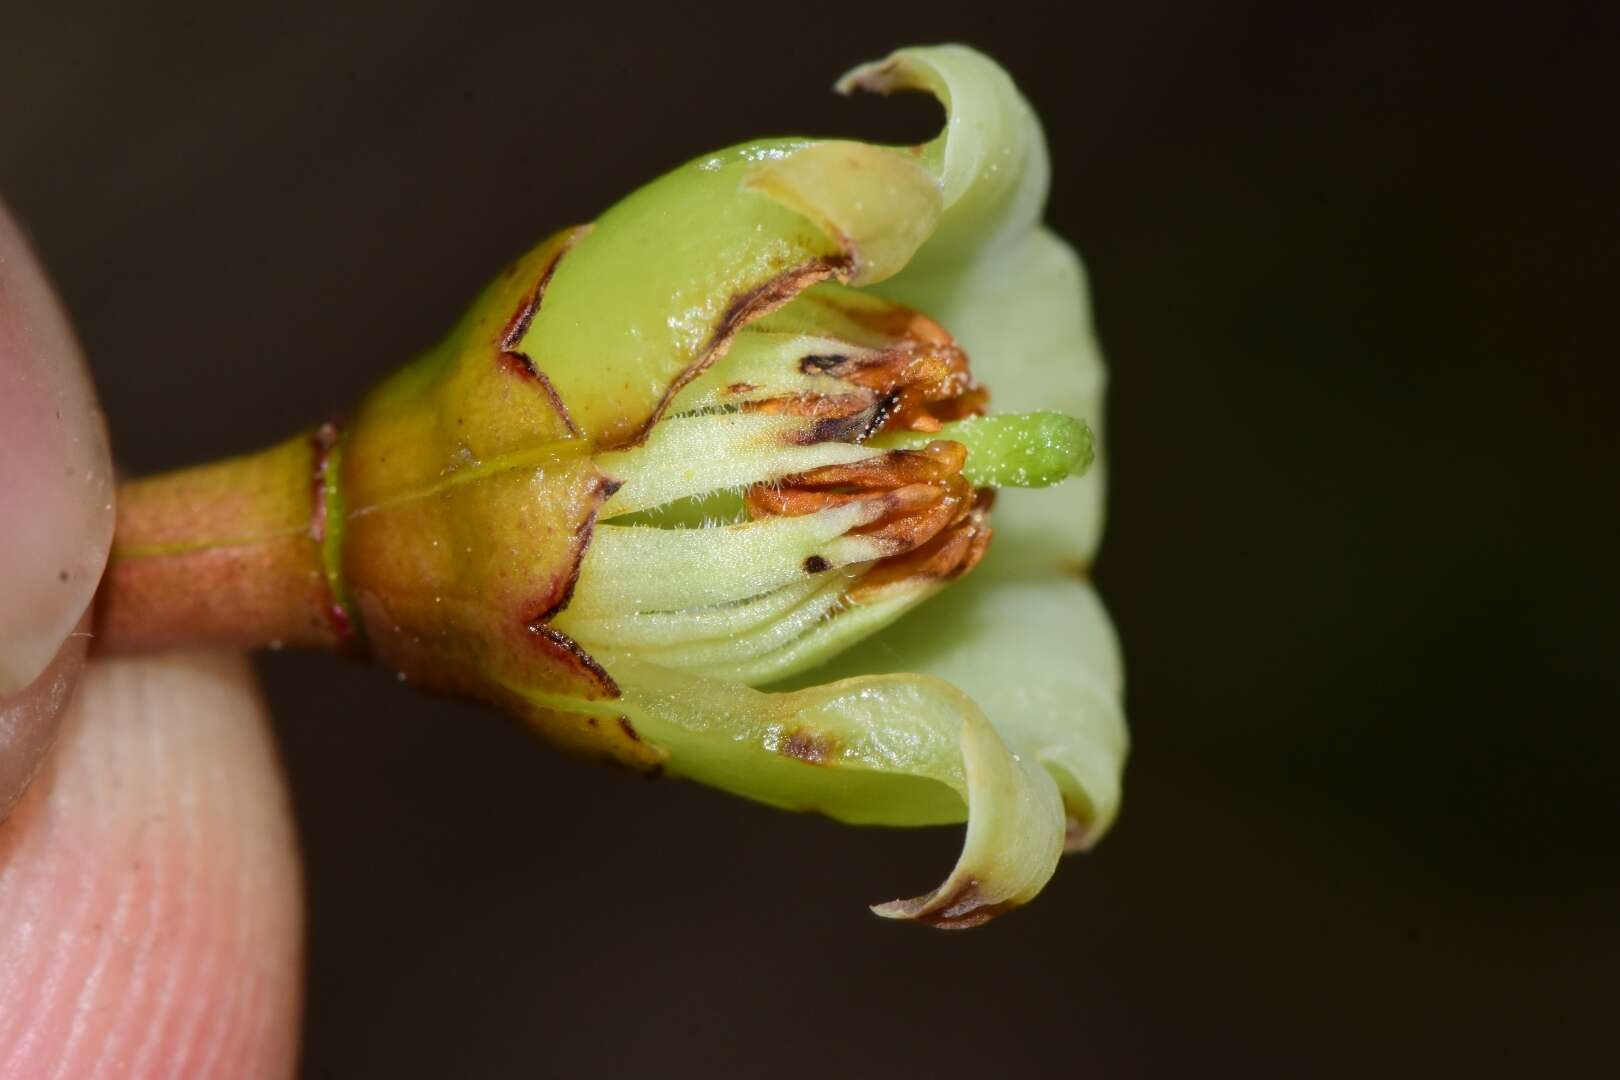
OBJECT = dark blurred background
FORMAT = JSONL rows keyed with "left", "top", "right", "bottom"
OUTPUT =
{"left": 5, "top": 1, "right": 1617, "bottom": 1075}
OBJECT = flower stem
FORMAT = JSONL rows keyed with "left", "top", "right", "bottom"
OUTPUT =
{"left": 97, "top": 426, "right": 354, "bottom": 655}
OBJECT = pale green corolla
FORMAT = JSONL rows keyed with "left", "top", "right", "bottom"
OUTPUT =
{"left": 335, "top": 44, "right": 1123, "bottom": 927}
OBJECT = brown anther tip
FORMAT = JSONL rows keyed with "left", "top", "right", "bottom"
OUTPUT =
{"left": 878, "top": 482, "right": 950, "bottom": 514}
{"left": 849, "top": 490, "right": 992, "bottom": 602}
{"left": 742, "top": 296, "right": 995, "bottom": 599}
{"left": 902, "top": 311, "right": 954, "bottom": 348}
{"left": 776, "top": 442, "right": 967, "bottom": 493}
{"left": 745, "top": 481, "right": 942, "bottom": 522}
{"left": 918, "top": 440, "right": 968, "bottom": 469}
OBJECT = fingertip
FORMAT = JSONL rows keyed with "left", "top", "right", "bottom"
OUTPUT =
{"left": 0, "top": 652, "right": 303, "bottom": 1078}
{"left": 0, "top": 199, "right": 116, "bottom": 696}
{"left": 0, "top": 609, "right": 89, "bottom": 821}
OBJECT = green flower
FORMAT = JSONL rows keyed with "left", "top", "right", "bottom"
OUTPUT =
{"left": 108, "top": 45, "right": 1124, "bottom": 928}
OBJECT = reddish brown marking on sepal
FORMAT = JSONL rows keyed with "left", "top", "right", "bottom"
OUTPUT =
{"left": 727, "top": 381, "right": 759, "bottom": 394}
{"left": 714, "top": 259, "right": 852, "bottom": 349}
{"left": 617, "top": 716, "right": 641, "bottom": 742}
{"left": 531, "top": 368, "right": 582, "bottom": 438}
{"left": 498, "top": 349, "right": 539, "bottom": 379}
{"left": 527, "top": 473, "right": 619, "bottom": 626}
{"left": 499, "top": 242, "right": 571, "bottom": 350}
{"left": 778, "top": 727, "right": 839, "bottom": 765}
{"left": 525, "top": 623, "right": 620, "bottom": 699}
{"left": 514, "top": 469, "right": 621, "bottom": 700}
{"left": 623, "top": 256, "right": 855, "bottom": 449}
{"left": 497, "top": 237, "right": 583, "bottom": 437}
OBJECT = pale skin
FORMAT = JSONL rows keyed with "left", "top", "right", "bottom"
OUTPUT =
{"left": 0, "top": 202, "right": 303, "bottom": 1077}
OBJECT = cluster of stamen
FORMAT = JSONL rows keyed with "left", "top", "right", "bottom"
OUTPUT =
{"left": 744, "top": 307, "right": 994, "bottom": 598}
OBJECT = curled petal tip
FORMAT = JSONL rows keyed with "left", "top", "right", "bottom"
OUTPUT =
{"left": 1064, "top": 815, "right": 1097, "bottom": 853}
{"left": 872, "top": 877, "right": 1019, "bottom": 930}
{"left": 743, "top": 141, "right": 941, "bottom": 287}
{"left": 833, "top": 44, "right": 949, "bottom": 97}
